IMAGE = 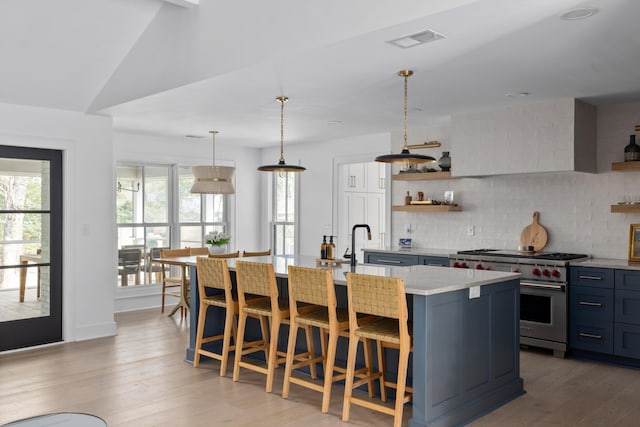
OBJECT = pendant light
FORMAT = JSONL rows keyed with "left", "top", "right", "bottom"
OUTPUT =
{"left": 375, "top": 70, "right": 436, "bottom": 164}
{"left": 258, "top": 96, "right": 306, "bottom": 172}
{"left": 190, "top": 130, "right": 235, "bottom": 194}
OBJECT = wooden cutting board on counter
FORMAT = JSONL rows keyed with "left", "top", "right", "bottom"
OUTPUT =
{"left": 520, "top": 211, "right": 548, "bottom": 251}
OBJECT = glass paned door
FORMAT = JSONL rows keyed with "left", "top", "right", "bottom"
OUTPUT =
{"left": 0, "top": 145, "right": 62, "bottom": 351}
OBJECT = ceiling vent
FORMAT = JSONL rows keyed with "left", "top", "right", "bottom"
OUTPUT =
{"left": 387, "top": 29, "right": 446, "bottom": 48}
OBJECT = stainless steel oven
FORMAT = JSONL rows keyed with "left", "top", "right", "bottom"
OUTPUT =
{"left": 451, "top": 249, "right": 589, "bottom": 358}
{"left": 520, "top": 280, "right": 567, "bottom": 357}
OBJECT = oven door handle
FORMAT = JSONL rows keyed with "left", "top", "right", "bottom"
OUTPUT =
{"left": 520, "top": 281, "right": 565, "bottom": 291}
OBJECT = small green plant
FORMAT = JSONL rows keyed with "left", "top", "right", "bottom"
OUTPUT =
{"left": 205, "top": 231, "right": 230, "bottom": 246}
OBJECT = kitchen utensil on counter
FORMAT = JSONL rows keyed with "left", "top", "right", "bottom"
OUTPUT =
{"left": 520, "top": 211, "right": 548, "bottom": 252}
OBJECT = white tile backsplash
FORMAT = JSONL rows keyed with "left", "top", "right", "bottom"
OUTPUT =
{"left": 392, "top": 100, "right": 640, "bottom": 259}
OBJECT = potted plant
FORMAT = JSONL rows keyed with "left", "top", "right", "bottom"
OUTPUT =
{"left": 205, "top": 231, "right": 231, "bottom": 254}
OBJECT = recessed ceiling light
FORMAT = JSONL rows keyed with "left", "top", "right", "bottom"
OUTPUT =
{"left": 327, "top": 120, "right": 342, "bottom": 125}
{"left": 560, "top": 7, "right": 598, "bottom": 20}
{"left": 505, "top": 91, "right": 530, "bottom": 98}
{"left": 387, "top": 29, "right": 446, "bottom": 49}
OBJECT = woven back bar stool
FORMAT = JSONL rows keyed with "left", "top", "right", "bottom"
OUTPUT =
{"left": 282, "top": 265, "right": 351, "bottom": 413}
{"left": 342, "top": 273, "right": 412, "bottom": 427}
{"left": 232, "top": 260, "right": 316, "bottom": 393}
{"left": 193, "top": 257, "right": 237, "bottom": 376}
{"left": 159, "top": 248, "right": 190, "bottom": 314}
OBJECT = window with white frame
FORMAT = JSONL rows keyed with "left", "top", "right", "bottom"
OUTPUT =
{"left": 116, "top": 164, "right": 227, "bottom": 286}
{"left": 272, "top": 172, "right": 297, "bottom": 256}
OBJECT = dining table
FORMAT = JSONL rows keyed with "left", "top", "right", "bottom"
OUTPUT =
{"left": 151, "top": 255, "right": 193, "bottom": 317}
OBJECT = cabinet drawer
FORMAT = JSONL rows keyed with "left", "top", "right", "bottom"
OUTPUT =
{"left": 614, "top": 323, "right": 640, "bottom": 359}
{"left": 615, "top": 269, "right": 640, "bottom": 292}
{"left": 615, "top": 290, "right": 640, "bottom": 325}
{"left": 570, "top": 285, "right": 614, "bottom": 324}
{"left": 364, "top": 252, "right": 419, "bottom": 266}
{"left": 570, "top": 267, "right": 614, "bottom": 289}
{"left": 419, "top": 255, "right": 449, "bottom": 267}
{"left": 570, "top": 323, "right": 614, "bottom": 354}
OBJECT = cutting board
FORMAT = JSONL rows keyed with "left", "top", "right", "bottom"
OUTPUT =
{"left": 520, "top": 211, "right": 548, "bottom": 251}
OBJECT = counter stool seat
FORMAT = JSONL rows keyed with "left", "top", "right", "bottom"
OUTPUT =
{"left": 342, "top": 273, "right": 412, "bottom": 427}
{"left": 233, "top": 260, "right": 316, "bottom": 393}
{"left": 282, "top": 266, "right": 376, "bottom": 414}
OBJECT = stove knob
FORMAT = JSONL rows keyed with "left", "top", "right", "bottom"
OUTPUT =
{"left": 453, "top": 262, "right": 460, "bottom": 268}
{"left": 542, "top": 269, "right": 550, "bottom": 277}
{"left": 475, "top": 264, "right": 484, "bottom": 270}
{"left": 461, "top": 262, "right": 468, "bottom": 269}
{"left": 532, "top": 268, "right": 541, "bottom": 276}
{"left": 551, "top": 269, "right": 561, "bottom": 278}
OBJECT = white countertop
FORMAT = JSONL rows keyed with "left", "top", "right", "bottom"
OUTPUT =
{"left": 570, "top": 257, "right": 640, "bottom": 271}
{"left": 191, "top": 255, "right": 520, "bottom": 297}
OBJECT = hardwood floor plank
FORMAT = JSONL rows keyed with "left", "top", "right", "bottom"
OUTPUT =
{"left": 2, "top": 309, "right": 640, "bottom": 426}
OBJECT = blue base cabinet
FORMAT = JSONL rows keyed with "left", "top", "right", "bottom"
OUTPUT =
{"left": 570, "top": 267, "right": 640, "bottom": 361}
{"left": 363, "top": 251, "right": 449, "bottom": 267}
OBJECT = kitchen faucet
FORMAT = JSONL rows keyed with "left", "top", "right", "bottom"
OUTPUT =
{"left": 350, "top": 224, "right": 372, "bottom": 266}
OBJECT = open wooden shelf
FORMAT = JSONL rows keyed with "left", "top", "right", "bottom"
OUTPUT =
{"left": 612, "top": 161, "right": 640, "bottom": 171}
{"left": 611, "top": 204, "right": 640, "bottom": 213}
{"left": 392, "top": 171, "right": 455, "bottom": 181}
{"left": 392, "top": 204, "right": 462, "bottom": 212}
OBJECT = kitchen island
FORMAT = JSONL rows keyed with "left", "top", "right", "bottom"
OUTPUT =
{"left": 185, "top": 255, "right": 523, "bottom": 427}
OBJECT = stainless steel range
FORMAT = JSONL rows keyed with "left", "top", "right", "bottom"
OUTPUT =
{"left": 450, "top": 249, "right": 590, "bottom": 358}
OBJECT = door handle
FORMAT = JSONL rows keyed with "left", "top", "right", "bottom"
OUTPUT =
{"left": 579, "top": 301, "right": 603, "bottom": 307}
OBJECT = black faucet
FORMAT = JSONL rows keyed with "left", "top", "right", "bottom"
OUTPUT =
{"left": 350, "top": 224, "right": 372, "bottom": 266}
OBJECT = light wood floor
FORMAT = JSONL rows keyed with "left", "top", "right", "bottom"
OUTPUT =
{"left": 2, "top": 309, "right": 640, "bottom": 426}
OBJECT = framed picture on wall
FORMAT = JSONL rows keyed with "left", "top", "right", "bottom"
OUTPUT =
{"left": 628, "top": 224, "right": 640, "bottom": 261}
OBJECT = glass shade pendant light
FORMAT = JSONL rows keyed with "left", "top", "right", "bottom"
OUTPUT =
{"left": 258, "top": 96, "right": 306, "bottom": 172}
{"left": 375, "top": 70, "right": 436, "bottom": 164}
{"left": 190, "top": 130, "right": 235, "bottom": 194}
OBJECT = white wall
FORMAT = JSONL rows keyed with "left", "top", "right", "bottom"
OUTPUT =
{"left": 0, "top": 102, "right": 116, "bottom": 343}
{"left": 259, "top": 133, "right": 391, "bottom": 256}
{"left": 390, "top": 101, "right": 640, "bottom": 260}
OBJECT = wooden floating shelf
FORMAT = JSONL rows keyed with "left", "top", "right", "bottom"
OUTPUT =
{"left": 392, "top": 204, "right": 462, "bottom": 212}
{"left": 612, "top": 161, "right": 640, "bottom": 171}
{"left": 392, "top": 171, "right": 455, "bottom": 181}
{"left": 611, "top": 204, "right": 640, "bottom": 213}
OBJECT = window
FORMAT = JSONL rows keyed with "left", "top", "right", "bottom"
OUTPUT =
{"left": 116, "top": 164, "right": 228, "bottom": 286}
{"left": 272, "top": 172, "right": 298, "bottom": 256}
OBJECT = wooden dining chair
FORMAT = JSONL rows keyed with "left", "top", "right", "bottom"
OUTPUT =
{"left": 189, "top": 247, "right": 210, "bottom": 256}
{"left": 147, "top": 246, "right": 170, "bottom": 283}
{"left": 282, "top": 265, "right": 365, "bottom": 413}
{"left": 242, "top": 249, "right": 271, "bottom": 257}
{"left": 232, "top": 260, "right": 316, "bottom": 393}
{"left": 160, "top": 248, "right": 191, "bottom": 314}
{"left": 342, "top": 273, "right": 412, "bottom": 427}
{"left": 209, "top": 251, "right": 240, "bottom": 259}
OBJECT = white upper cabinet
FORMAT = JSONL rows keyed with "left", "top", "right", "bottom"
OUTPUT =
{"left": 451, "top": 98, "right": 597, "bottom": 177}
{"left": 343, "top": 162, "right": 386, "bottom": 193}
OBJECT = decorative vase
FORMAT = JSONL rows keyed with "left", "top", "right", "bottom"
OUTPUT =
{"left": 438, "top": 151, "right": 451, "bottom": 172}
{"left": 208, "top": 244, "right": 227, "bottom": 255}
{"left": 624, "top": 135, "right": 640, "bottom": 162}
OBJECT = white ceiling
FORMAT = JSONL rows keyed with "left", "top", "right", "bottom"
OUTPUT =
{"left": 1, "top": 0, "right": 639, "bottom": 148}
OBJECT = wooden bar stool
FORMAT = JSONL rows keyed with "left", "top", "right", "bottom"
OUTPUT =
{"left": 342, "top": 273, "right": 412, "bottom": 427}
{"left": 193, "top": 257, "right": 237, "bottom": 376}
{"left": 232, "top": 260, "right": 316, "bottom": 393}
{"left": 282, "top": 265, "right": 348, "bottom": 412}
